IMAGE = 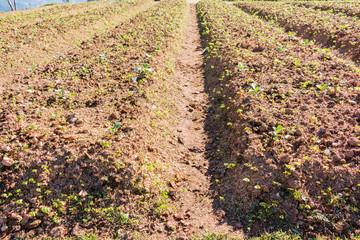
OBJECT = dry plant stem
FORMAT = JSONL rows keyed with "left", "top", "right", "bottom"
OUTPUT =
{"left": 7, "top": 0, "right": 14, "bottom": 11}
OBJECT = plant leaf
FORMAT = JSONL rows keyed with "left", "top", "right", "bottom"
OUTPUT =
{"left": 113, "top": 122, "right": 121, "bottom": 129}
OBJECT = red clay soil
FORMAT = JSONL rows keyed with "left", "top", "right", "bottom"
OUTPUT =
{"left": 0, "top": 1, "right": 189, "bottom": 238}
{"left": 291, "top": 1, "right": 360, "bottom": 18}
{"left": 236, "top": 2, "right": 360, "bottom": 64}
{"left": 160, "top": 4, "right": 243, "bottom": 238}
{"left": 0, "top": 1, "right": 244, "bottom": 239}
{"left": 198, "top": 0, "right": 360, "bottom": 237}
{"left": 0, "top": 0, "right": 154, "bottom": 78}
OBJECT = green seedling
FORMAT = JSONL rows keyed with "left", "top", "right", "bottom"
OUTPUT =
{"left": 110, "top": 122, "right": 121, "bottom": 132}
{"left": 238, "top": 62, "right": 249, "bottom": 71}
{"left": 249, "top": 83, "right": 263, "bottom": 94}
{"left": 316, "top": 84, "right": 329, "bottom": 91}
{"left": 273, "top": 125, "right": 284, "bottom": 139}
{"left": 224, "top": 163, "right": 236, "bottom": 169}
{"left": 134, "top": 63, "right": 153, "bottom": 80}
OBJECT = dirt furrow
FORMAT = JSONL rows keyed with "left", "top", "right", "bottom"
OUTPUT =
{"left": 172, "top": 4, "right": 243, "bottom": 238}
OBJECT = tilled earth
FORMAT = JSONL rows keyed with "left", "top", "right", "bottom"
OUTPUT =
{"left": 198, "top": 0, "right": 360, "bottom": 237}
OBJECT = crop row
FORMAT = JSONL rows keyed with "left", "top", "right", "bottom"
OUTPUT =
{"left": 0, "top": 2, "right": 109, "bottom": 34}
{"left": 198, "top": 0, "right": 359, "bottom": 236}
{"left": 0, "top": 0, "right": 145, "bottom": 50}
{"left": 0, "top": 2, "right": 95, "bottom": 26}
{"left": 0, "top": 0, "right": 151, "bottom": 77}
{"left": 0, "top": 0, "right": 187, "bottom": 236}
{"left": 236, "top": 1, "right": 360, "bottom": 62}
{"left": 291, "top": 1, "right": 360, "bottom": 18}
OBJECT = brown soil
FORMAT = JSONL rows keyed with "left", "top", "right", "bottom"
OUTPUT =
{"left": 0, "top": 0, "right": 154, "bottom": 80}
{"left": 0, "top": 4, "right": 57, "bottom": 16}
{"left": 198, "top": 1, "right": 360, "bottom": 237}
{"left": 0, "top": 1, "right": 245, "bottom": 238}
{"left": 236, "top": 2, "right": 360, "bottom": 64}
{"left": 161, "top": 4, "right": 243, "bottom": 238}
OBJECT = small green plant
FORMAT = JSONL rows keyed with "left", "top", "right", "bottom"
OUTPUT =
{"left": 249, "top": 83, "right": 263, "bottom": 94}
{"left": 273, "top": 125, "right": 284, "bottom": 139}
{"left": 134, "top": 63, "right": 153, "bottom": 80}
{"left": 238, "top": 62, "right": 249, "bottom": 71}
{"left": 224, "top": 163, "right": 236, "bottom": 169}
{"left": 316, "top": 83, "right": 329, "bottom": 91}
{"left": 100, "top": 142, "right": 111, "bottom": 148}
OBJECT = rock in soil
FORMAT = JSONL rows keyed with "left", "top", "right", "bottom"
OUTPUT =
{"left": 348, "top": 137, "right": 360, "bottom": 147}
{"left": 25, "top": 220, "right": 41, "bottom": 229}
{"left": 50, "top": 226, "right": 67, "bottom": 238}
{"left": 2, "top": 156, "right": 14, "bottom": 167}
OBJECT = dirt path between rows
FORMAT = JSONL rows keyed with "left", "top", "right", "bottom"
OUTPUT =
{"left": 172, "top": 4, "right": 243, "bottom": 238}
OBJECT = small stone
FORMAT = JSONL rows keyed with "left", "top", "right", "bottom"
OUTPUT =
{"left": 1, "top": 225, "right": 6, "bottom": 232}
{"left": 2, "top": 156, "right": 14, "bottom": 167}
{"left": 345, "top": 150, "right": 354, "bottom": 159}
{"left": 25, "top": 219, "right": 41, "bottom": 229}
{"left": 288, "top": 179, "right": 301, "bottom": 189}
{"left": 2, "top": 146, "right": 10, "bottom": 152}
{"left": 348, "top": 137, "right": 360, "bottom": 147}
{"left": 324, "top": 149, "right": 331, "bottom": 156}
{"left": 279, "top": 154, "right": 291, "bottom": 163}
{"left": 79, "top": 190, "right": 88, "bottom": 198}
{"left": 31, "top": 137, "right": 38, "bottom": 144}
{"left": 285, "top": 108, "right": 293, "bottom": 115}
{"left": 265, "top": 159, "right": 272, "bottom": 165}
{"left": 50, "top": 226, "right": 67, "bottom": 238}
{"left": 166, "top": 221, "right": 175, "bottom": 230}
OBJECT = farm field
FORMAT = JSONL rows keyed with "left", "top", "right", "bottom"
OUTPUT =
{"left": 0, "top": 0, "right": 153, "bottom": 77}
{"left": 236, "top": 1, "right": 360, "bottom": 63}
{"left": 199, "top": 0, "right": 360, "bottom": 237}
{"left": 291, "top": 1, "right": 360, "bottom": 18}
{"left": 0, "top": 0, "right": 359, "bottom": 239}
